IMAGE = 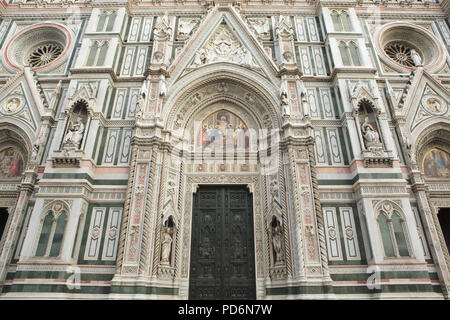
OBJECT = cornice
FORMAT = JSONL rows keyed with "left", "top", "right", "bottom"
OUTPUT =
{"left": 1, "top": 1, "right": 446, "bottom": 18}
{"left": 70, "top": 67, "right": 118, "bottom": 82}
{"left": 330, "top": 67, "right": 378, "bottom": 80}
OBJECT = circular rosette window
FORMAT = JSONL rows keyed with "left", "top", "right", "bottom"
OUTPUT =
{"left": 4, "top": 23, "right": 72, "bottom": 72}
{"left": 374, "top": 22, "right": 446, "bottom": 73}
{"left": 27, "top": 42, "right": 64, "bottom": 68}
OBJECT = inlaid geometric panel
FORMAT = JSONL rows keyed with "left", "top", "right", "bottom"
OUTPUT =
{"left": 314, "top": 129, "right": 327, "bottom": 165}
{"left": 128, "top": 17, "right": 142, "bottom": 42}
{"left": 103, "top": 129, "right": 119, "bottom": 164}
{"left": 101, "top": 207, "right": 123, "bottom": 261}
{"left": 339, "top": 207, "right": 361, "bottom": 260}
{"left": 326, "top": 128, "right": 343, "bottom": 165}
{"left": 307, "top": 89, "right": 320, "bottom": 118}
{"left": 323, "top": 207, "right": 343, "bottom": 261}
{"left": 112, "top": 89, "right": 127, "bottom": 119}
{"left": 84, "top": 207, "right": 106, "bottom": 261}
{"left": 127, "top": 88, "right": 140, "bottom": 118}
{"left": 306, "top": 18, "right": 320, "bottom": 42}
{"left": 319, "top": 88, "right": 335, "bottom": 119}
{"left": 120, "top": 47, "right": 135, "bottom": 76}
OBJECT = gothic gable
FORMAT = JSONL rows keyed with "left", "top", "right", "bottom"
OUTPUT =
{"left": 0, "top": 75, "right": 40, "bottom": 140}
{"left": 405, "top": 69, "right": 450, "bottom": 137}
{"left": 167, "top": 6, "right": 279, "bottom": 84}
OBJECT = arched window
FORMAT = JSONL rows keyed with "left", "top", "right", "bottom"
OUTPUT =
{"left": 331, "top": 11, "right": 343, "bottom": 32}
{"left": 97, "top": 11, "right": 117, "bottom": 32}
{"left": 86, "top": 41, "right": 99, "bottom": 67}
{"left": 85, "top": 41, "right": 109, "bottom": 67}
{"left": 378, "top": 213, "right": 395, "bottom": 257}
{"left": 339, "top": 41, "right": 351, "bottom": 66}
{"left": 105, "top": 11, "right": 117, "bottom": 32}
{"left": 96, "top": 42, "right": 109, "bottom": 66}
{"left": 341, "top": 11, "right": 352, "bottom": 32}
{"left": 349, "top": 42, "right": 361, "bottom": 66}
{"left": 96, "top": 11, "right": 107, "bottom": 32}
{"left": 377, "top": 209, "right": 410, "bottom": 258}
{"left": 49, "top": 212, "right": 67, "bottom": 257}
{"left": 35, "top": 212, "right": 53, "bottom": 257}
{"left": 339, "top": 41, "right": 361, "bottom": 66}
{"left": 331, "top": 10, "right": 353, "bottom": 32}
{"left": 35, "top": 210, "right": 68, "bottom": 258}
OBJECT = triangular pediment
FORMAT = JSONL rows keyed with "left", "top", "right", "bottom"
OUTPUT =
{"left": 69, "top": 82, "right": 97, "bottom": 107}
{"left": 0, "top": 75, "right": 40, "bottom": 136}
{"left": 167, "top": 6, "right": 279, "bottom": 84}
{"left": 405, "top": 68, "right": 450, "bottom": 135}
{"left": 350, "top": 81, "right": 376, "bottom": 102}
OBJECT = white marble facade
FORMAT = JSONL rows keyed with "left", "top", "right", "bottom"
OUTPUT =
{"left": 0, "top": 0, "right": 448, "bottom": 300}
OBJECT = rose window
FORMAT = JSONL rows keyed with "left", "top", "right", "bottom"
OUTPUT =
{"left": 383, "top": 42, "right": 416, "bottom": 67}
{"left": 374, "top": 23, "right": 446, "bottom": 73}
{"left": 27, "top": 43, "right": 64, "bottom": 68}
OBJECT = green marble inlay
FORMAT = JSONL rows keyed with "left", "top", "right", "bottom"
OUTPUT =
{"left": 110, "top": 285, "right": 178, "bottom": 295}
{"left": 266, "top": 285, "right": 333, "bottom": 296}
{"left": 318, "top": 173, "right": 404, "bottom": 186}
{"left": 42, "top": 173, "right": 128, "bottom": 185}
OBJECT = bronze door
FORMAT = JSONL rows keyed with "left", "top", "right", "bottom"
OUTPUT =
{"left": 189, "top": 185, "right": 256, "bottom": 300}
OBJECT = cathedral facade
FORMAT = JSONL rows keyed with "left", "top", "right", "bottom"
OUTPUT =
{"left": 0, "top": 0, "right": 449, "bottom": 299}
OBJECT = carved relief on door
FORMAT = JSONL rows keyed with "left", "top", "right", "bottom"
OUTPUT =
{"left": 189, "top": 186, "right": 256, "bottom": 300}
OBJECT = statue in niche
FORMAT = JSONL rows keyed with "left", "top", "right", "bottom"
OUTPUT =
{"left": 270, "top": 179, "right": 279, "bottom": 202}
{"left": 159, "top": 75, "right": 167, "bottom": 96}
{"left": 280, "top": 81, "right": 289, "bottom": 106}
{"left": 271, "top": 217, "right": 283, "bottom": 265}
{"left": 135, "top": 81, "right": 147, "bottom": 120}
{"left": 63, "top": 117, "right": 85, "bottom": 149}
{"left": 361, "top": 116, "right": 381, "bottom": 149}
{"left": 281, "top": 91, "right": 289, "bottom": 106}
{"left": 410, "top": 49, "right": 422, "bottom": 67}
{"left": 161, "top": 228, "right": 173, "bottom": 264}
{"left": 31, "top": 144, "right": 39, "bottom": 163}
{"left": 62, "top": 99, "right": 89, "bottom": 151}
{"left": 161, "top": 217, "right": 175, "bottom": 265}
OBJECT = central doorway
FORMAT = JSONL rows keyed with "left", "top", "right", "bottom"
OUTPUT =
{"left": 438, "top": 208, "right": 450, "bottom": 255}
{"left": 189, "top": 185, "right": 256, "bottom": 300}
{"left": 0, "top": 208, "right": 8, "bottom": 242}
